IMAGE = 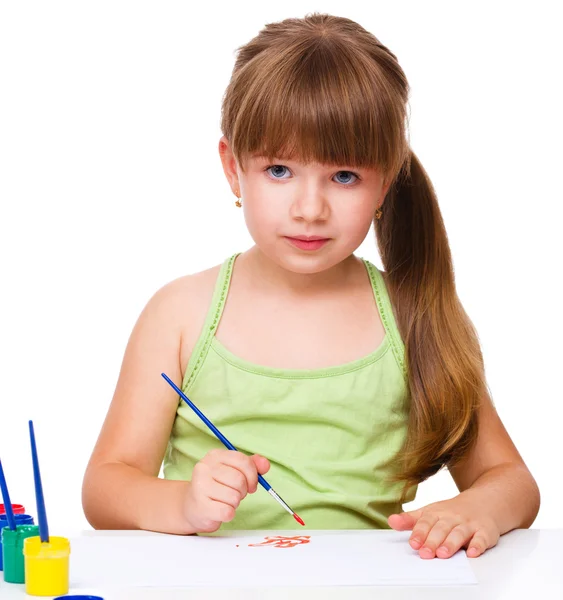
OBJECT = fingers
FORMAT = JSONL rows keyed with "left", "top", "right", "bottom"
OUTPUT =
{"left": 196, "top": 498, "right": 235, "bottom": 531}
{"left": 388, "top": 504, "right": 470, "bottom": 559}
{"left": 408, "top": 513, "right": 440, "bottom": 552}
{"left": 190, "top": 449, "right": 266, "bottom": 519}
{"left": 466, "top": 529, "right": 495, "bottom": 558}
{"left": 204, "top": 449, "right": 261, "bottom": 493}
{"left": 186, "top": 449, "right": 271, "bottom": 532}
{"left": 391, "top": 497, "right": 501, "bottom": 560}
{"left": 207, "top": 465, "right": 244, "bottom": 504}
{"left": 388, "top": 509, "right": 469, "bottom": 559}
{"left": 410, "top": 519, "right": 493, "bottom": 559}
{"left": 434, "top": 524, "right": 472, "bottom": 558}
{"left": 390, "top": 510, "right": 463, "bottom": 559}
{"left": 421, "top": 522, "right": 472, "bottom": 559}
{"left": 252, "top": 454, "right": 271, "bottom": 476}
{"left": 388, "top": 509, "right": 422, "bottom": 531}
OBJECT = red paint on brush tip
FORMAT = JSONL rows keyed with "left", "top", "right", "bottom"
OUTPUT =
{"left": 293, "top": 513, "right": 305, "bottom": 526}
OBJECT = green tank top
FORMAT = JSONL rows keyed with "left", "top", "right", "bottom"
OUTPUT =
{"left": 163, "top": 252, "right": 416, "bottom": 530}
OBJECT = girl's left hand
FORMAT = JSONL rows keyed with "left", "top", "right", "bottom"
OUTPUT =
{"left": 388, "top": 493, "right": 501, "bottom": 559}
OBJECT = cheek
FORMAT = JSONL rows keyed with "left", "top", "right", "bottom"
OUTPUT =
{"left": 243, "top": 201, "right": 280, "bottom": 238}
{"left": 338, "top": 203, "right": 377, "bottom": 238}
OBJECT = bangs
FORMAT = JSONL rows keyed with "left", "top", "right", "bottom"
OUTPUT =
{"left": 225, "top": 37, "right": 406, "bottom": 177}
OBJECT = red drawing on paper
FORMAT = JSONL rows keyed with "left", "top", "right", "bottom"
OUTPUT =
{"left": 248, "top": 535, "right": 311, "bottom": 548}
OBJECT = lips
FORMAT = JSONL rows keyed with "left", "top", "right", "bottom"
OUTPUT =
{"left": 289, "top": 235, "right": 329, "bottom": 241}
{"left": 284, "top": 236, "right": 331, "bottom": 251}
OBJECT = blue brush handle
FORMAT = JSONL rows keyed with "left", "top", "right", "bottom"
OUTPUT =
{"left": 161, "top": 373, "right": 271, "bottom": 492}
{"left": 0, "top": 459, "right": 17, "bottom": 530}
{"left": 29, "top": 420, "right": 49, "bottom": 543}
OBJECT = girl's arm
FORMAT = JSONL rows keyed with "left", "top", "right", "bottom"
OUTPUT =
{"left": 388, "top": 392, "right": 540, "bottom": 559}
{"left": 82, "top": 279, "right": 195, "bottom": 534}
{"left": 447, "top": 391, "right": 540, "bottom": 532}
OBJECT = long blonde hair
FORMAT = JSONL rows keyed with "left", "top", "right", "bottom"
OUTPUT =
{"left": 220, "top": 12, "right": 488, "bottom": 501}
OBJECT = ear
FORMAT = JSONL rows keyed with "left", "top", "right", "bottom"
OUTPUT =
{"left": 381, "top": 176, "right": 392, "bottom": 200}
{"left": 218, "top": 135, "right": 240, "bottom": 195}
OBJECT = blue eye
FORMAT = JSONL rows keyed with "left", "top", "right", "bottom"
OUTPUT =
{"left": 264, "top": 165, "right": 360, "bottom": 186}
{"left": 334, "top": 171, "right": 358, "bottom": 185}
{"left": 266, "top": 165, "right": 290, "bottom": 179}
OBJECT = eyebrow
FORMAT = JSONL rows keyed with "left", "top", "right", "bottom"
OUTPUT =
{"left": 251, "top": 154, "right": 305, "bottom": 163}
{"left": 252, "top": 153, "right": 282, "bottom": 159}
{"left": 250, "top": 153, "right": 366, "bottom": 172}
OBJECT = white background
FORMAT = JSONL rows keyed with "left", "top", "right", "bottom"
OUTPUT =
{"left": 1, "top": 2, "right": 561, "bottom": 535}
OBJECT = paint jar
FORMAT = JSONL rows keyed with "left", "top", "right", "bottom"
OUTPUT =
{"left": 24, "top": 535, "right": 71, "bottom": 597}
{"left": 2, "top": 524, "right": 40, "bottom": 583}
{"left": 54, "top": 597, "right": 105, "bottom": 600}
{"left": 0, "top": 504, "right": 25, "bottom": 515}
{"left": 0, "top": 514, "right": 35, "bottom": 570}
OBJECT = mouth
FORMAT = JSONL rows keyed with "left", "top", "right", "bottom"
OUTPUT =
{"left": 289, "top": 235, "right": 329, "bottom": 241}
{"left": 284, "top": 235, "right": 331, "bottom": 251}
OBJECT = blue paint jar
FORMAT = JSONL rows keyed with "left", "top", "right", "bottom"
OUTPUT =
{"left": 0, "top": 513, "right": 34, "bottom": 571}
{"left": 53, "top": 596, "right": 105, "bottom": 599}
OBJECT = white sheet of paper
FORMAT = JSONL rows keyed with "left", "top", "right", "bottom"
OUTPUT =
{"left": 69, "top": 530, "right": 477, "bottom": 588}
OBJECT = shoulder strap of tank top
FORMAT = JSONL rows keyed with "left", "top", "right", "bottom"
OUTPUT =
{"left": 363, "top": 258, "right": 407, "bottom": 380}
{"left": 183, "top": 252, "right": 240, "bottom": 391}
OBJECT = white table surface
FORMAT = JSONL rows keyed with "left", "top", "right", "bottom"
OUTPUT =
{"left": 1, "top": 528, "right": 561, "bottom": 599}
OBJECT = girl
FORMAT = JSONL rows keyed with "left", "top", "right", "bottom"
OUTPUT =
{"left": 82, "top": 12, "right": 540, "bottom": 560}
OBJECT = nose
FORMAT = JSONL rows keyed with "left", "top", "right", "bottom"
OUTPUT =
{"left": 289, "top": 183, "right": 330, "bottom": 223}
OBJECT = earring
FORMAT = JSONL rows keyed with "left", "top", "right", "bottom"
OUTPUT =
{"left": 375, "top": 207, "right": 383, "bottom": 220}
{"left": 235, "top": 188, "right": 242, "bottom": 207}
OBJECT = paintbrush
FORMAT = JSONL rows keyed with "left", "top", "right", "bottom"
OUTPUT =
{"left": 161, "top": 372, "right": 305, "bottom": 526}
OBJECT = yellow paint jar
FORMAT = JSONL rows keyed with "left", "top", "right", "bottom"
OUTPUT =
{"left": 23, "top": 535, "right": 70, "bottom": 597}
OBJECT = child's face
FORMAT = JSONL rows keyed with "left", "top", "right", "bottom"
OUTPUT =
{"left": 219, "top": 136, "right": 390, "bottom": 274}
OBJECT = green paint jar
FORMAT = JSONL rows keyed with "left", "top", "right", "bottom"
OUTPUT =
{"left": 2, "top": 524, "right": 40, "bottom": 583}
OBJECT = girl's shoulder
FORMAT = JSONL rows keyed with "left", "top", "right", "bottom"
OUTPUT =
{"left": 135, "top": 261, "right": 223, "bottom": 363}
{"left": 146, "top": 261, "right": 221, "bottom": 314}
{"left": 153, "top": 262, "right": 224, "bottom": 378}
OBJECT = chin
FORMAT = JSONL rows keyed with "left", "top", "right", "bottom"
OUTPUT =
{"left": 272, "top": 249, "right": 345, "bottom": 274}
{"left": 251, "top": 236, "right": 358, "bottom": 274}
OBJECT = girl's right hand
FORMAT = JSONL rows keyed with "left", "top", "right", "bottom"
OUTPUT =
{"left": 184, "top": 449, "right": 271, "bottom": 533}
